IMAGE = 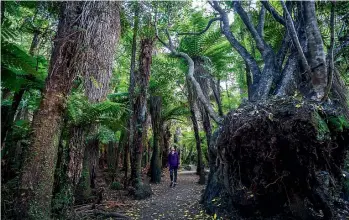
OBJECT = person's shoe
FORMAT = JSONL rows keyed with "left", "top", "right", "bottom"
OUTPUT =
{"left": 173, "top": 182, "right": 177, "bottom": 187}
{"left": 170, "top": 182, "right": 174, "bottom": 187}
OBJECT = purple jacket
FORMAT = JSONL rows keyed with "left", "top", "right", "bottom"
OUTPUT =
{"left": 168, "top": 151, "right": 179, "bottom": 168}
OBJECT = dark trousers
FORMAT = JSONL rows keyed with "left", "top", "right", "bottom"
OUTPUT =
{"left": 170, "top": 167, "right": 178, "bottom": 182}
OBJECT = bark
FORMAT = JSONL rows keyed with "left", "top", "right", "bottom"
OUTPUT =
{"left": 193, "top": 57, "right": 212, "bottom": 153}
{"left": 29, "top": 30, "right": 41, "bottom": 57}
{"left": 130, "top": 38, "right": 154, "bottom": 187}
{"left": 303, "top": 1, "right": 327, "bottom": 100}
{"left": 322, "top": 2, "right": 335, "bottom": 101}
{"left": 66, "top": 0, "right": 120, "bottom": 198}
{"left": 123, "top": 133, "right": 130, "bottom": 188}
{"left": 126, "top": 5, "right": 139, "bottom": 187}
{"left": 211, "top": 79, "right": 223, "bottom": 117}
{"left": 67, "top": 126, "right": 86, "bottom": 187}
{"left": 281, "top": 1, "right": 311, "bottom": 76}
{"left": 261, "top": 1, "right": 285, "bottom": 25}
{"left": 142, "top": 114, "right": 150, "bottom": 168}
{"left": 187, "top": 77, "right": 205, "bottom": 184}
{"left": 162, "top": 123, "right": 171, "bottom": 168}
{"left": 257, "top": 6, "right": 266, "bottom": 38}
{"left": 211, "top": 1, "right": 261, "bottom": 92}
{"left": 150, "top": 96, "right": 162, "bottom": 183}
{"left": 17, "top": 2, "right": 120, "bottom": 218}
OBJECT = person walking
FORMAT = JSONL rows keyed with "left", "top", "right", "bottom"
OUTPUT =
{"left": 168, "top": 147, "right": 179, "bottom": 187}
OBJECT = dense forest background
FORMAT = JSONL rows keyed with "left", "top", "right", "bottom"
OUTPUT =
{"left": 1, "top": 1, "right": 349, "bottom": 219}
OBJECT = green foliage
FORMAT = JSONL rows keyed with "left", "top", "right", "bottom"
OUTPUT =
{"left": 314, "top": 112, "right": 330, "bottom": 141}
{"left": 326, "top": 115, "right": 349, "bottom": 132}
{"left": 98, "top": 126, "right": 119, "bottom": 144}
{"left": 178, "top": 11, "right": 233, "bottom": 78}
{"left": 51, "top": 186, "right": 74, "bottom": 219}
{"left": 162, "top": 104, "right": 190, "bottom": 123}
{"left": 1, "top": 25, "right": 47, "bottom": 92}
{"left": 67, "top": 93, "right": 127, "bottom": 129}
{"left": 110, "top": 181, "right": 122, "bottom": 190}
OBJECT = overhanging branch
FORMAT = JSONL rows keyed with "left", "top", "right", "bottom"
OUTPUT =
{"left": 233, "top": 1, "right": 267, "bottom": 55}
{"left": 178, "top": 17, "right": 221, "bottom": 36}
{"left": 155, "top": 18, "right": 223, "bottom": 124}
{"left": 210, "top": 1, "right": 261, "bottom": 81}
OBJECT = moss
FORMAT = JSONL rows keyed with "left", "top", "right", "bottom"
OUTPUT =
{"left": 326, "top": 115, "right": 349, "bottom": 132}
{"left": 313, "top": 112, "right": 330, "bottom": 141}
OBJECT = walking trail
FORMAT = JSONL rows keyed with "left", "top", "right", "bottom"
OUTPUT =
{"left": 122, "top": 172, "right": 211, "bottom": 220}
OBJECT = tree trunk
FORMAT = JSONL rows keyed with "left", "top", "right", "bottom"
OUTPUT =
{"left": 162, "top": 123, "right": 171, "bottom": 168}
{"left": 65, "top": 0, "right": 120, "bottom": 202}
{"left": 150, "top": 96, "right": 162, "bottom": 183}
{"left": 193, "top": 57, "right": 212, "bottom": 152}
{"left": 17, "top": 2, "right": 120, "bottom": 218}
{"left": 126, "top": 4, "right": 139, "bottom": 187}
{"left": 130, "top": 38, "right": 154, "bottom": 187}
{"left": 186, "top": 77, "right": 205, "bottom": 184}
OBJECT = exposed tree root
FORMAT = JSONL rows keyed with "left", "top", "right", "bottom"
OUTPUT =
{"left": 203, "top": 98, "right": 349, "bottom": 219}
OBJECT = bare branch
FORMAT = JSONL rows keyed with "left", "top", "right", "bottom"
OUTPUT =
{"left": 233, "top": 1, "right": 267, "bottom": 54}
{"left": 210, "top": 1, "right": 261, "bottom": 80}
{"left": 154, "top": 13, "right": 223, "bottom": 124}
{"left": 257, "top": 6, "right": 266, "bottom": 37}
{"left": 178, "top": 17, "right": 221, "bottom": 36}
{"left": 276, "top": 31, "right": 291, "bottom": 68}
{"left": 281, "top": 0, "right": 311, "bottom": 74}
{"left": 154, "top": 10, "right": 170, "bottom": 49}
{"left": 261, "top": 1, "right": 285, "bottom": 25}
{"left": 322, "top": 2, "right": 335, "bottom": 101}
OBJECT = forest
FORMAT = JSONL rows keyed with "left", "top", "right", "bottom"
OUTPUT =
{"left": 1, "top": 1, "right": 349, "bottom": 219}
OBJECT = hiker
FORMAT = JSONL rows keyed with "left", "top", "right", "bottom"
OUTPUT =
{"left": 168, "top": 147, "right": 180, "bottom": 187}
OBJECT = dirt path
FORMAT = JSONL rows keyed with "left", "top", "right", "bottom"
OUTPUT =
{"left": 123, "top": 173, "right": 211, "bottom": 220}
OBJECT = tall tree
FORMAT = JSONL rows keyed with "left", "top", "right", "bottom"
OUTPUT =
{"left": 150, "top": 96, "right": 162, "bottom": 183}
{"left": 125, "top": 3, "right": 140, "bottom": 186}
{"left": 187, "top": 77, "right": 205, "bottom": 184}
{"left": 17, "top": 2, "right": 120, "bottom": 218}
{"left": 130, "top": 37, "right": 155, "bottom": 188}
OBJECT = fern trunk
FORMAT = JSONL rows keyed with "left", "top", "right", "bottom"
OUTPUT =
{"left": 130, "top": 37, "right": 154, "bottom": 189}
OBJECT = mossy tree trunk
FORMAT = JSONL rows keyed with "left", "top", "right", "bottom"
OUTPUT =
{"left": 17, "top": 2, "right": 84, "bottom": 218}
{"left": 64, "top": 0, "right": 120, "bottom": 203}
{"left": 17, "top": 2, "right": 120, "bottom": 218}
